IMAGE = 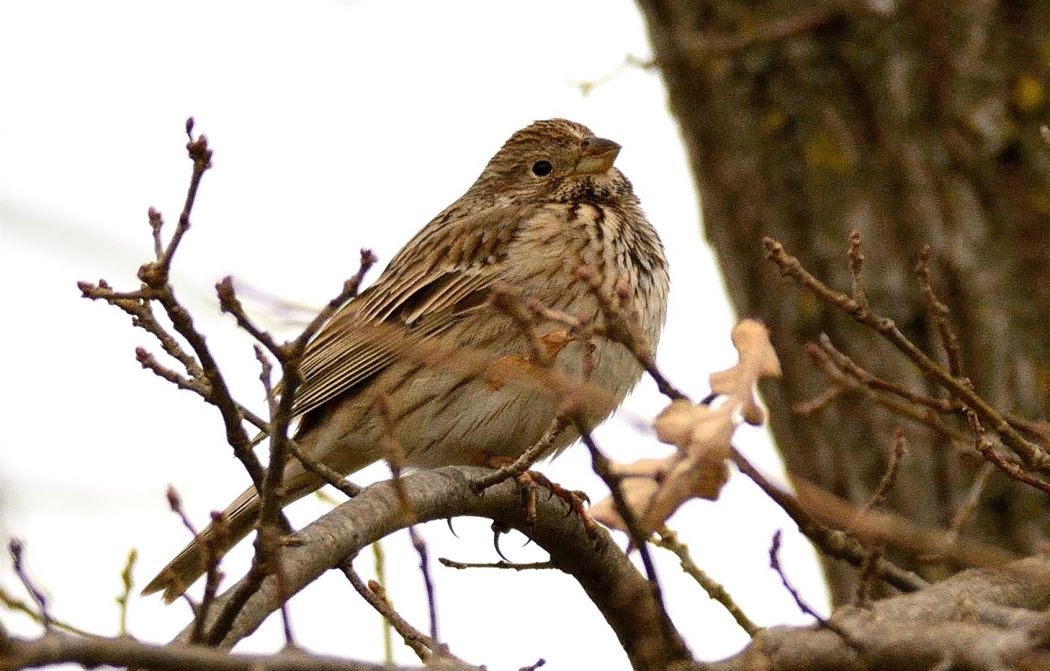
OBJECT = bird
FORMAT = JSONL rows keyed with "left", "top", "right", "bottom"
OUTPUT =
{"left": 142, "top": 118, "right": 669, "bottom": 601}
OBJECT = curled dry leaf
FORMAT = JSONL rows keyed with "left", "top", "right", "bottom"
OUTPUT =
{"left": 483, "top": 330, "right": 573, "bottom": 391}
{"left": 709, "top": 319, "right": 782, "bottom": 425}
{"left": 591, "top": 459, "right": 666, "bottom": 531}
{"left": 593, "top": 319, "right": 781, "bottom": 537}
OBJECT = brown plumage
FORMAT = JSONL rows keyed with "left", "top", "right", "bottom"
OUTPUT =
{"left": 142, "top": 119, "right": 669, "bottom": 601}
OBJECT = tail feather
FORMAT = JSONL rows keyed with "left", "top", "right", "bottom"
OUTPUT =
{"left": 140, "top": 486, "right": 261, "bottom": 603}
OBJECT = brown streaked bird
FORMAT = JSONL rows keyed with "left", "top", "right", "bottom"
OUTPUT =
{"left": 143, "top": 118, "right": 669, "bottom": 601}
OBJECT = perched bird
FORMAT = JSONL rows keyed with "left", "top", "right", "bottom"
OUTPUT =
{"left": 143, "top": 118, "right": 669, "bottom": 601}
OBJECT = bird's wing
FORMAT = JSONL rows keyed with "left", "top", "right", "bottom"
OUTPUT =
{"left": 290, "top": 201, "right": 536, "bottom": 418}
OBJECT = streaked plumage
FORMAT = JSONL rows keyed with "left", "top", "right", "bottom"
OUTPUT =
{"left": 143, "top": 119, "right": 669, "bottom": 601}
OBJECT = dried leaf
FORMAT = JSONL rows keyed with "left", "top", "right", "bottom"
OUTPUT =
{"left": 595, "top": 320, "right": 783, "bottom": 540}
{"left": 655, "top": 400, "right": 734, "bottom": 455}
{"left": 483, "top": 354, "right": 531, "bottom": 391}
{"left": 591, "top": 458, "right": 668, "bottom": 532}
{"left": 483, "top": 330, "right": 574, "bottom": 391}
{"left": 709, "top": 319, "right": 781, "bottom": 425}
{"left": 538, "top": 329, "right": 572, "bottom": 359}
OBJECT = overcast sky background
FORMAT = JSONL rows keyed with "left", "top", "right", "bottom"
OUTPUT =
{"left": 0, "top": 1, "right": 830, "bottom": 668}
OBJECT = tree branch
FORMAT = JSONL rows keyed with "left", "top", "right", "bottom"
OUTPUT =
{"left": 174, "top": 466, "right": 691, "bottom": 671}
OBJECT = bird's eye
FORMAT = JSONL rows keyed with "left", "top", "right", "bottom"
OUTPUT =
{"left": 531, "top": 160, "right": 553, "bottom": 177}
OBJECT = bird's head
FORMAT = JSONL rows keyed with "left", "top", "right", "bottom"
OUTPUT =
{"left": 470, "top": 119, "right": 634, "bottom": 205}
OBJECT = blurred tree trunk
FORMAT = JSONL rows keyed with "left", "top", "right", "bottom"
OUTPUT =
{"left": 636, "top": 0, "right": 1050, "bottom": 604}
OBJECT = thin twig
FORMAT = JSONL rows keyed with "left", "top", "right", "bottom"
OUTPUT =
{"left": 847, "top": 230, "right": 868, "bottom": 310}
{"left": 115, "top": 549, "right": 137, "bottom": 636}
{"left": 792, "top": 385, "right": 845, "bottom": 415}
{"left": 854, "top": 548, "right": 883, "bottom": 608}
{"left": 966, "top": 410, "right": 1050, "bottom": 494}
{"left": 165, "top": 486, "right": 226, "bottom": 645}
{"left": 574, "top": 420, "right": 678, "bottom": 644}
{"left": 859, "top": 429, "right": 907, "bottom": 514}
{"left": 7, "top": 541, "right": 52, "bottom": 631}
{"left": 206, "top": 249, "right": 378, "bottom": 645}
{"left": 769, "top": 530, "right": 827, "bottom": 625}
{"left": 577, "top": 265, "right": 689, "bottom": 401}
{"left": 0, "top": 588, "right": 94, "bottom": 638}
{"left": 947, "top": 463, "right": 994, "bottom": 536}
{"left": 765, "top": 235, "right": 1050, "bottom": 471}
{"left": 437, "top": 558, "right": 556, "bottom": 570}
{"left": 915, "top": 245, "right": 963, "bottom": 376}
{"left": 285, "top": 440, "right": 363, "bottom": 498}
{"left": 372, "top": 542, "right": 393, "bottom": 665}
{"left": 801, "top": 341, "right": 977, "bottom": 454}
{"left": 471, "top": 416, "right": 569, "bottom": 493}
{"left": 378, "top": 398, "right": 439, "bottom": 644}
{"left": 135, "top": 347, "right": 209, "bottom": 395}
{"left": 730, "top": 448, "right": 927, "bottom": 592}
{"left": 653, "top": 530, "right": 760, "bottom": 637}
{"left": 341, "top": 566, "right": 440, "bottom": 662}
{"left": 818, "top": 335, "right": 960, "bottom": 414}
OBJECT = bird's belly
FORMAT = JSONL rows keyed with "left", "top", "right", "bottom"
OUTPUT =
{"left": 372, "top": 334, "right": 640, "bottom": 468}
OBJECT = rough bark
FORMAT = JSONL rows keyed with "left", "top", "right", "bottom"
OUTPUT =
{"left": 636, "top": 0, "right": 1050, "bottom": 603}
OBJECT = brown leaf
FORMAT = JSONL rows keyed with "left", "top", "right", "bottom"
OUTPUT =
{"left": 591, "top": 458, "right": 668, "bottom": 532}
{"left": 538, "top": 329, "right": 573, "bottom": 359}
{"left": 655, "top": 400, "right": 734, "bottom": 456}
{"left": 709, "top": 319, "right": 781, "bottom": 425}
{"left": 483, "top": 354, "right": 531, "bottom": 391}
{"left": 483, "top": 330, "right": 574, "bottom": 391}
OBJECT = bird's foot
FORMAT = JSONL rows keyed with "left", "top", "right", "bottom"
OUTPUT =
{"left": 487, "top": 457, "right": 596, "bottom": 538}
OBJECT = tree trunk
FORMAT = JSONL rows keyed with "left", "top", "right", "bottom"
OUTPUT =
{"left": 636, "top": 0, "right": 1050, "bottom": 604}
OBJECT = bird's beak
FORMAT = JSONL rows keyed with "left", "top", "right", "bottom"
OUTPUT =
{"left": 573, "top": 136, "right": 621, "bottom": 175}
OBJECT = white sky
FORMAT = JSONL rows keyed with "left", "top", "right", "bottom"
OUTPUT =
{"left": 0, "top": 1, "right": 829, "bottom": 668}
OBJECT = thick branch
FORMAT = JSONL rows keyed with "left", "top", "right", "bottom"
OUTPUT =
{"left": 705, "top": 556, "right": 1050, "bottom": 671}
{"left": 175, "top": 466, "right": 691, "bottom": 671}
{"left": 0, "top": 630, "right": 477, "bottom": 671}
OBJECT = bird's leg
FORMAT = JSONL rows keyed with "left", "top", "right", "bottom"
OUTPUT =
{"left": 486, "top": 457, "right": 596, "bottom": 538}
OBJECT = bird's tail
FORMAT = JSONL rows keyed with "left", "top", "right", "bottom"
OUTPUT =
{"left": 140, "top": 485, "right": 263, "bottom": 603}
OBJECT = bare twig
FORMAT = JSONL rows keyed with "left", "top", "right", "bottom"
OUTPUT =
{"left": 966, "top": 410, "right": 1050, "bottom": 495}
{"left": 0, "top": 588, "right": 93, "bottom": 638}
{"left": 577, "top": 265, "right": 689, "bottom": 401}
{"left": 379, "top": 398, "right": 439, "bottom": 645}
{"left": 791, "top": 384, "right": 845, "bottom": 415}
{"left": 769, "top": 530, "right": 826, "bottom": 625}
{"left": 285, "top": 439, "right": 363, "bottom": 498}
{"left": 471, "top": 416, "right": 569, "bottom": 493}
{"left": 765, "top": 235, "right": 1050, "bottom": 471}
{"left": 9, "top": 540, "right": 51, "bottom": 632}
{"left": 854, "top": 548, "right": 883, "bottom": 608}
{"left": 818, "top": 335, "right": 959, "bottom": 414}
{"left": 859, "top": 429, "right": 907, "bottom": 514}
{"left": 948, "top": 463, "right": 995, "bottom": 535}
{"left": 165, "top": 486, "right": 227, "bottom": 644}
{"left": 730, "top": 448, "right": 927, "bottom": 592}
{"left": 574, "top": 420, "right": 678, "bottom": 643}
{"left": 847, "top": 230, "right": 868, "bottom": 310}
{"left": 115, "top": 549, "right": 137, "bottom": 636}
{"left": 1, "top": 629, "right": 475, "bottom": 671}
{"left": 341, "top": 565, "right": 444, "bottom": 662}
{"left": 653, "top": 530, "right": 760, "bottom": 637}
{"left": 915, "top": 245, "right": 963, "bottom": 376}
{"left": 205, "top": 249, "right": 377, "bottom": 645}
{"left": 801, "top": 341, "right": 977, "bottom": 454}
{"left": 437, "top": 558, "right": 556, "bottom": 570}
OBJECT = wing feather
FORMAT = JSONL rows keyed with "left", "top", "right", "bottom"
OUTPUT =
{"left": 290, "top": 202, "right": 535, "bottom": 418}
